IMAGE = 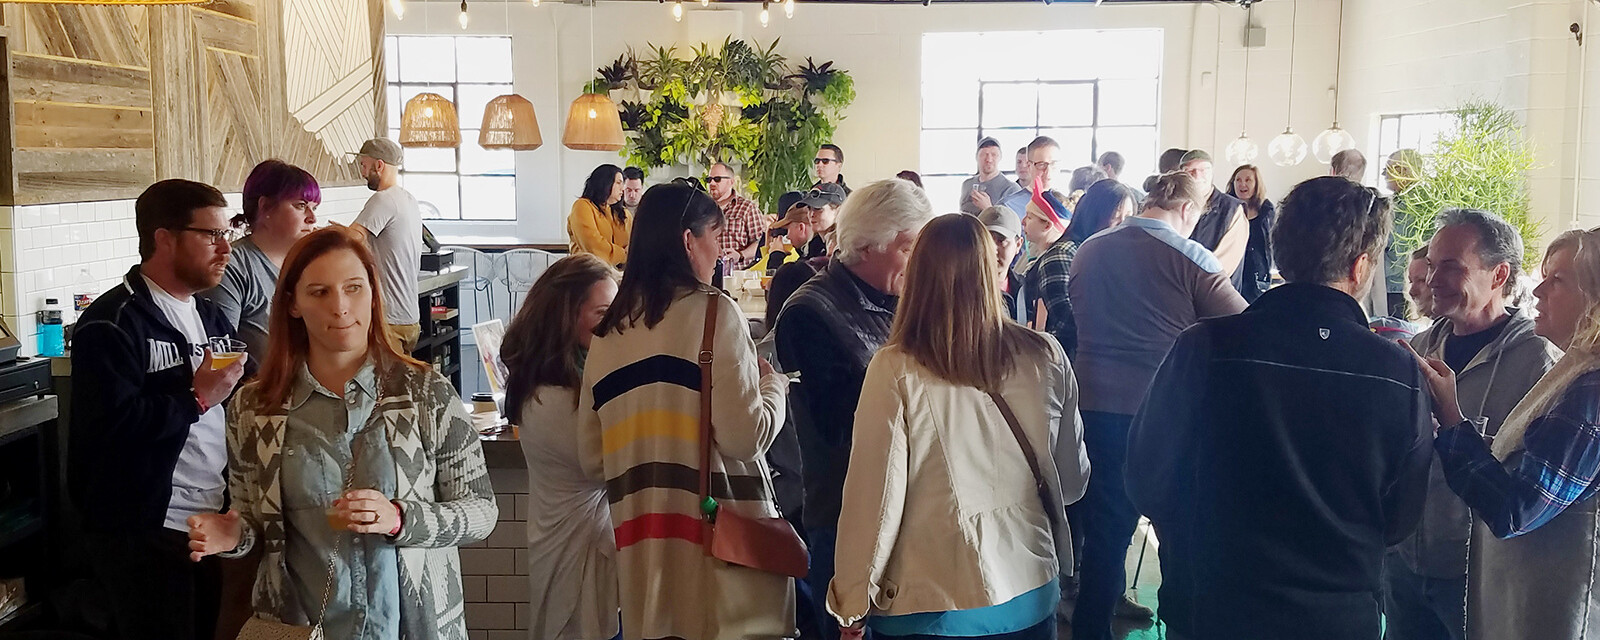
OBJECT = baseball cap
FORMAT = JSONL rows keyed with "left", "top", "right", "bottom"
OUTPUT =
{"left": 775, "top": 191, "right": 805, "bottom": 219}
{"left": 351, "top": 138, "right": 404, "bottom": 167}
{"left": 771, "top": 196, "right": 814, "bottom": 230}
{"left": 978, "top": 206, "right": 1022, "bottom": 239}
{"left": 800, "top": 183, "right": 847, "bottom": 208}
{"left": 1179, "top": 149, "right": 1212, "bottom": 166}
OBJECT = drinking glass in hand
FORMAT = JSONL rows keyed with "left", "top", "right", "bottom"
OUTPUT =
{"left": 208, "top": 337, "right": 246, "bottom": 369}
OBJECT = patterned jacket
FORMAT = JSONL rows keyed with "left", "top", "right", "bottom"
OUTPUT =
{"left": 224, "top": 361, "right": 497, "bottom": 640}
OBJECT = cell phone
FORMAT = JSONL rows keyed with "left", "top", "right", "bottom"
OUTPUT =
{"left": 770, "top": 227, "right": 789, "bottom": 238}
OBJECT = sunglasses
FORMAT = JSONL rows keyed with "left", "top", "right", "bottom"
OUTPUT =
{"left": 813, "top": 158, "right": 839, "bottom": 165}
{"left": 707, "top": 176, "right": 734, "bottom": 183}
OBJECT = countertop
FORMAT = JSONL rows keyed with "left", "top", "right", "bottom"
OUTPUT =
{"left": 418, "top": 265, "right": 469, "bottom": 294}
{"left": 0, "top": 395, "right": 57, "bottom": 443}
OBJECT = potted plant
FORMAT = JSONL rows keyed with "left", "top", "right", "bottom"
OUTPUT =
{"left": 1393, "top": 100, "right": 1542, "bottom": 265}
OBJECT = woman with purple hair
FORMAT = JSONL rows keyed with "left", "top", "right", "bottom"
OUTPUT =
{"left": 199, "top": 159, "right": 320, "bottom": 365}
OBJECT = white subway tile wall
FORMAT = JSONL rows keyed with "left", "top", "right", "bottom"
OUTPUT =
{"left": 0, "top": 186, "right": 373, "bottom": 356}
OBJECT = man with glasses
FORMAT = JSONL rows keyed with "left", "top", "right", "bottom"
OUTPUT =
{"left": 708, "top": 162, "right": 765, "bottom": 268}
{"left": 1180, "top": 149, "right": 1249, "bottom": 292}
{"left": 350, "top": 137, "right": 423, "bottom": 352}
{"left": 70, "top": 179, "right": 248, "bottom": 640}
{"left": 813, "top": 144, "right": 851, "bottom": 195}
{"left": 1002, "top": 136, "right": 1065, "bottom": 220}
{"left": 962, "top": 137, "right": 1023, "bottom": 214}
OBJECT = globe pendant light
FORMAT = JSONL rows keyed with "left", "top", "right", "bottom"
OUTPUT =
{"left": 1312, "top": 0, "right": 1356, "bottom": 163}
{"left": 563, "top": 3, "right": 625, "bottom": 151}
{"left": 1225, "top": 3, "right": 1260, "bottom": 166}
{"left": 1269, "top": 0, "right": 1306, "bottom": 167}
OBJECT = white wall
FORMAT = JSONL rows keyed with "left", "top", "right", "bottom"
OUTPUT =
{"left": 0, "top": 186, "right": 370, "bottom": 357}
{"left": 391, "top": 0, "right": 1342, "bottom": 242}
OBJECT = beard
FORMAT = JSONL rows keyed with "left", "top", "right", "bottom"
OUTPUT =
{"left": 366, "top": 174, "right": 381, "bottom": 191}
{"left": 176, "top": 255, "right": 226, "bottom": 292}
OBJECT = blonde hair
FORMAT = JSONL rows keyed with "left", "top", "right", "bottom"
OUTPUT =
{"left": 1143, "top": 171, "right": 1205, "bottom": 213}
{"left": 887, "top": 213, "right": 1051, "bottom": 391}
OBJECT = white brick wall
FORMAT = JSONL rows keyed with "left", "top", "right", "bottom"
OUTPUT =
{"left": 0, "top": 185, "right": 372, "bottom": 357}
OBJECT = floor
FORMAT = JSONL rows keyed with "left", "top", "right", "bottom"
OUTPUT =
{"left": 1060, "top": 518, "right": 1167, "bottom": 640}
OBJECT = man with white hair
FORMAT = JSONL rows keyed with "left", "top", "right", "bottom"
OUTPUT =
{"left": 775, "top": 179, "right": 935, "bottom": 640}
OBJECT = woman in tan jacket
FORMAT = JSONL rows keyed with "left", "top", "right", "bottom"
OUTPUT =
{"left": 568, "top": 164, "right": 632, "bottom": 266}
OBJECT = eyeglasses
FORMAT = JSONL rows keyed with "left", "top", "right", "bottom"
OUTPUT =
{"left": 178, "top": 227, "right": 231, "bottom": 246}
{"left": 813, "top": 157, "right": 839, "bottom": 165}
{"left": 707, "top": 176, "right": 733, "bottom": 183}
{"left": 1031, "top": 161, "right": 1059, "bottom": 172}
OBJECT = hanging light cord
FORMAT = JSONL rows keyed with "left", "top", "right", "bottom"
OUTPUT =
{"left": 589, "top": 1, "right": 596, "bottom": 93}
{"left": 1332, "top": 0, "right": 1343, "bottom": 125}
{"left": 1284, "top": 0, "right": 1298, "bottom": 130}
{"left": 1575, "top": 1, "right": 1592, "bottom": 228}
{"left": 1241, "top": 4, "right": 1252, "bottom": 134}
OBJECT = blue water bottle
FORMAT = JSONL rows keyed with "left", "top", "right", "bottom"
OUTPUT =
{"left": 37, "top": 298, "right": 64, "bottom": 357}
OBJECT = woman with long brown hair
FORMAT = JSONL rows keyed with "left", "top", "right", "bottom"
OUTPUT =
{"left": 501, "top": 254, "right": 622, "bottom": 640}
{"left": 186, "top": 225, "right": 496, "bottom": 640}
{"left": 1227, "top": 164, "right": 1277, "bottom": 302}
{"left": 830, "top": 213, "right": 1089, "bottom": 640}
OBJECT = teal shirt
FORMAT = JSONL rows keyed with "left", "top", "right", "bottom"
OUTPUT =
{"left": 866, "top": 578, "right": 1060, "bottom": 637}
{"left": 281, "top": 361, "right": 402, "bottom": 640}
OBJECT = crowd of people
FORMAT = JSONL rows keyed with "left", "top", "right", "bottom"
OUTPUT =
{"left": 54, "top": 126, "right": 1600, "bottom": 640}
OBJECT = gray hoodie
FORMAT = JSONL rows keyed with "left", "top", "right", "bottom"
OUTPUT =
{"left": 1397, "top": 309, "right": 1560, "bottom": 578}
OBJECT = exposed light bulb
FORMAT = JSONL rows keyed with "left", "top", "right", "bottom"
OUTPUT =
{"left": 784, "top": 0, "right": 793, "bottom": 18}
{"left": 423, "top": 106, "right": 435, "bottom": 117}
{"left": 759, "top": 2, "right": 769, "bottom": 26}
{"left": 530, "top": 0, "right": 539, "bottom": 6}
{"left": 1311, "top": 124, "right": 1357, "bottom": 164}
{"left": 673, "top": 0, "right": 682, "bottom": 20}
{"left": 389, "top": 0, "right": 405, "bottom": 18}
{"left": 1268, "top": 128, "right": 1309, "bottom": 167}
{"left": 458, "top": 0, "right": 469, "bottom": 28}
{"left": 588, "top": 108, "right": 598, "bottom": 119}
{"left": 699, "top": 0, "right": 708, "bottom": 7}
{"left": 1224, "top": 133, "right": 1259, "bottom": 165}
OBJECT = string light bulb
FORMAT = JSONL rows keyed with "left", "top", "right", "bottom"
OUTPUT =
{"left": 673, "top": 0, "right": 682, "bottom": 20}
{"left": 700, "top": 0, "right": 708, "bottom": 7}
{"left": 783, "top": 0, "right": 793, "bottom": 18}
{"left": 390, "top": 0, "right": 404, "bottom": 18}
{"left": 530, "top": 0, "right": 539, "bottom": 6}
{"left": 759, "top": 1, "right": 769, "bottom": 26}
{"left": 458, "top": 0, "right": 469, "bottom": 28}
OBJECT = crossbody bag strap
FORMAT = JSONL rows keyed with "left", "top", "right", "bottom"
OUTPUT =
{"left": 986, "top": 391, "right": 1060, "bottom": 531}
{"left": 697, "top": 289, "right": 719, "bottom": 515}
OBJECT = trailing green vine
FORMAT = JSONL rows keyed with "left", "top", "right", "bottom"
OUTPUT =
{"left": 586, "top": 40, "right": 854, "bottom": 212}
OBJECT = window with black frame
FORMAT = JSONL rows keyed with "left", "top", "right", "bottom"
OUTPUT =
{"left": 385, "top": 35, "right": 516, "bottom": 221}
{"left": 920, "top": 29, "right": 1163, "bottom": 209}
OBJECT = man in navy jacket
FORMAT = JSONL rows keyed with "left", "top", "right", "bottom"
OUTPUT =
{"left": 70, "top": 179, "right": 248, "bottom": 640}
{"left": 1127, "top": 176, "right": 1434, "bottom": 640}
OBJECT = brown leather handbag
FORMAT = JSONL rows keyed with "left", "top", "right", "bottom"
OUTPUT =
{"left": 696, "top": 289, "right": 810, "bottom": 579}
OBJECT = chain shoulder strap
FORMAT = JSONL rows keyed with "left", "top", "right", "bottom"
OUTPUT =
{"left": 308, "top": 426, "right": 367, "bottom": 634}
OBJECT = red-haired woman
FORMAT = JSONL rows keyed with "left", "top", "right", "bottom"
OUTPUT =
{"left": 186, "top": 225, "right": 496, "bottom": 640}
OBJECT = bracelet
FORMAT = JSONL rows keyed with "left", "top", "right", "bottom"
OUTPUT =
{"left": 193, "top": 388, "right": 209, "bottom": 414}
{"left": 387, "top": 500, "right": 404, "bottom": 537}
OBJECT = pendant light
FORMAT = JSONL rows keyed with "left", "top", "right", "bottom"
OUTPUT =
{"left": 759, "top": 1, "right": 770, "bottom": 27}
{"left": 479, "top": 4, "right": 541, "bottom": 151}
{"left": 1268, "top": 0, "right": 1307, "bottom": 167}
{"left": 400, "top": 93, "right": 462, "bottom": 148}
{"left": 1225, "top": 3, "right": 1260, "bottom": 166}
{"left": 784, "top": 0, "right": 794, "bottom": 18}
{"left": 563, "top": 2, "right": 625, "bottom": 151}
{"left": 1312, "top": 0, "right": 1356, "bottom": 164}
{"left": 673, "top": 0, "right": 683, "bottom": 21}
{"left": 457, "top": 0, "right": 469, "bottom": 29}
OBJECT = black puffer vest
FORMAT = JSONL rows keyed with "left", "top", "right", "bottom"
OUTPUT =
{"left": 1190, "top": 188, "right": 1246, "bottom": 293}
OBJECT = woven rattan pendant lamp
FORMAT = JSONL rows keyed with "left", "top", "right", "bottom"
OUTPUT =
{"left": 562, "top": 2, "right": 625, "bottom": 151}
{"left": 400, "top": 92, "right": 462, "bottom": 148}
{"left": 480, "top": 94, "right": 543, "bottom": 150}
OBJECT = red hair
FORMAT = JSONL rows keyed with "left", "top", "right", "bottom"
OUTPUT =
{"left": 250, "top": 225, "right": 424, "bottom": 410}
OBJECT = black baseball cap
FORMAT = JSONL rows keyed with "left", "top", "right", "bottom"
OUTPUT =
{"left": 801, "top": 183, "right": 847, "bottom": 208}
{"left": 776, "top": 191, "right": 805, "bottom": 217}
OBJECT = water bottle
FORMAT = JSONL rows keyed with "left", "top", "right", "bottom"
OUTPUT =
{"left": 37, "top": 298, "right": 64, "bottom": 357}
{"left": 72, "top": 267, "right": 97, "bottom": 318}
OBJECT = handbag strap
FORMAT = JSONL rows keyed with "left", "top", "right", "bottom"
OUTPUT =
{"left": 987, "top": 391, "right": 1060, "bottom": 532}
{"left": 697, "top": 289, "right": 718, "bottom": 518}
{"left": 309, "top": 426, "right": 366, "bottom": 631}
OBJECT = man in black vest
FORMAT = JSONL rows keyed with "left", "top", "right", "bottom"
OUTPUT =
{"left": 1181, "top": 149, "right": 1249, "bottom": 293}
{"left": 776, "top": 179, "right": 934, "bottom": 640}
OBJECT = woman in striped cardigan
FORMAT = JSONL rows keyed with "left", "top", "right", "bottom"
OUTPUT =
{"left": 578, "top": 183, "right": 795, "bottom": 640}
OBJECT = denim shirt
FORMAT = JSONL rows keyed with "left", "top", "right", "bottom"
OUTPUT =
{"left": 281, "top": 361, "right": 401, "bottom": 640}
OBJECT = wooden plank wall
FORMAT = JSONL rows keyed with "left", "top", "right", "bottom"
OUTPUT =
{"left": 0, "top": 0, "right": 382, "bottom": 205}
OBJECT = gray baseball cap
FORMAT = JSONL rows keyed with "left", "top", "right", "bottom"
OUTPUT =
{"left": 351, "top": 138, "right": 404, "bottom": 166}
{"left": 978, "top": 206, "right": 1022, "bottom": 239}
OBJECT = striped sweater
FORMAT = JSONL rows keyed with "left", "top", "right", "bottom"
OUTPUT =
{"left": 578, "top": 286, "right": 795, "bottom": 640}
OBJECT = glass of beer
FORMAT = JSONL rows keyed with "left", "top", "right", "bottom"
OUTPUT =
{"left": 208, "top": 337, "right": 246, "bottom": 369}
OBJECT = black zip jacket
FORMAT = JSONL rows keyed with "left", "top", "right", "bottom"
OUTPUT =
{"left": 70, "top": 265, "right": 237, "bottom": 532}
{"left": 1127, "top": 283, "right": 1433, "bottom": 640}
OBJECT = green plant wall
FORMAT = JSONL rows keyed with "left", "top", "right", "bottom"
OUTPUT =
{"left": 588, "top": 39, "right": 855, "bottom": 212}
{"left": 1393, "top": 100, "right": 1542, "bottom": 265}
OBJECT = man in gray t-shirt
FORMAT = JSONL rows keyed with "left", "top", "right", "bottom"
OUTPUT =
{"left": 351, "top": 138, "right": 423, "bottom": 351}
{"left": 960, "top": 137, "right": 1023, "bottom": 214}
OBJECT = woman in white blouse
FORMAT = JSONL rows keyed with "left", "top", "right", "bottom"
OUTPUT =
{"left": 829, "top": 213, "right": 1091, "bottom": 640}
{"left": 501, "top": 254, "right": 621, "bottom": 640}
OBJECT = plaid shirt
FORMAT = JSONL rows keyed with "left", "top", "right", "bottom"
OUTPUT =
{"left": 1435, "top": 369, "right": 1600, "bottom": 539}
{"left": 1023, "top": 239, "right": 1079, "bottom": 358}
{"left": 718, "top": 194, "right": 765, "bottom": 269}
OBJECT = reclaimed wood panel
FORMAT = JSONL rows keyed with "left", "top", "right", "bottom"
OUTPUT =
{"left": 192, "top": 7, "right": 255, "bottom": 57}
{"left": 14, "top": 102, "right": 153, "bottom": 149}
{"left": 11, "top": 53, "right": 150, "bottom": 108}
{"left": 12, "top": 148, "right": 154, "bottom": 204}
